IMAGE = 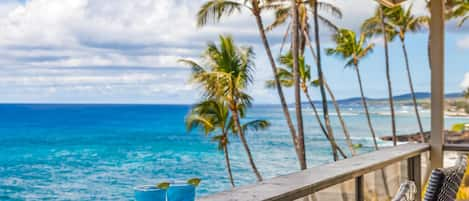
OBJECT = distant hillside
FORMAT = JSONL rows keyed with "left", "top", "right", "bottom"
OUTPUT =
{"left": 390, "top": 92, "right": 462, "bottom": 101}
{"left": 309, "top": 92, "right": 463, "bottom": 105}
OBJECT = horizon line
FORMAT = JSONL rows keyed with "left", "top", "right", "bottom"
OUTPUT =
{"left": 0, "top": 91, "right": 463, "bottom": 105}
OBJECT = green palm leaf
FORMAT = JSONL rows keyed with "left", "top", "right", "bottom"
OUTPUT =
{"left": 197, "top": 0, "right": 243, "bottom": 27}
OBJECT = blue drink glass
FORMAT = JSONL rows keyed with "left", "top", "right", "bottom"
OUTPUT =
{"left": 167, "top": 183, "right": 196, "bottom": 201}
{"left": 134, "top": 185, "right": 166, "bottom": 201}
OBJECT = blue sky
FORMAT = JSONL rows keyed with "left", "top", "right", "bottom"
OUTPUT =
{"left": 0, "top": 0, "right": 467, "bottom": 104}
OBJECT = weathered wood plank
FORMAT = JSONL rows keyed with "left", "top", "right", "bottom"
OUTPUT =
{"left": 198, "top": 143, "right": 430, "bottom": 201}
{"left": 443, "top": 144, "right": 469, "bottom": 152}
{"left": 407, "top": 155, "right": 421, "bottom": 201}
{"left": 355, "top": 176, "right": 364, "bottom": 201}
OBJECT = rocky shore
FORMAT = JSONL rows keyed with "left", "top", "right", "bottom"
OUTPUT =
{"left": 381, "top": 130, "right": 469, "bottom": 144}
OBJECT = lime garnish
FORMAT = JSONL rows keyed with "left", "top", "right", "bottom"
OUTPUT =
{"left": 157, "top": 182, "right": 170, "bottom": 190}
{"left": 353, "top": 143, "right": 363, "bottom": 149}
{"left": 452, "top": 123, "right": 466, "bottom": 132}
{"left": 187, "top": 178, "right": 201, "bottom": 187}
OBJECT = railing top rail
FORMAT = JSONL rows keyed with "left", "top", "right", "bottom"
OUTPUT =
{"left": 198, "top": 143, "right": 430, "bottom": 201}
{"left": 444, "top": 144, "right": 469, "bottom": 152}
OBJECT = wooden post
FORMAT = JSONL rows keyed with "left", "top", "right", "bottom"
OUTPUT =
{"left": 407, "top": 155, "right": 422, "bottom": 201}
{"left": 430, "top": 0, "right": 445, "bottom": 169}
{"left": 355, "top": 176, "right": 364, "bottom": 201}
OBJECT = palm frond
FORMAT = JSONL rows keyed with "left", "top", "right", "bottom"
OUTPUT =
{"left": 265, "top": 80, "right": 277, "bottom": 88}
{"left": 458, "top": 15, "right": 469, "bottom": 27}
{"left": 186, "top": 114, "right": 215, "bottom": 135}
{"left": 327, "top": 28, "right": 374, "bottom": 68}
{"left": 318, "top": 15, "right": 338, "bottom": 31}
{"left": 310, "top": 79, "right": 321, "bottom": 87}
{"left": 197, "top": 0, "right": 243, "bottom": 27}
{"left": 242, "top": 120, "right": 271, "bottom": 132}
{"left": 266, "top": 6, "right": 290, "bottom": 31}
{"left": 178, "top": 59, "right": 206, "bottom": 75}
{"left": 316, "top": 1, "right": 343, "bottom": 19}
{"left": 278, "top": 22, "right": 291, "bottom": 54}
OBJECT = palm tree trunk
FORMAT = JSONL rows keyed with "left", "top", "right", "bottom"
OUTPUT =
{"left": 251, "top": 7, "right": 304, "bottom": 168}
{"left": 279, "top": 23, "right": 291, "bottom": 56}
{"left": 303, "top": 87, "right": 347, "bottom": 159}
{"left": 301, "top": 26, "right": 318, "bottom": 62}
{"left": 299, "top": 15, "right": 308, "bottom": 55}
{"left": 312, "top": 0, "right": 337, "bottom": 161}
{"left": 231, "top": 104, "right": 263, "bottom": 181}
{"left": 300, "top": 22, "right": 348, "bottom": 158}
{"left": 355, "top": 63, "right": 392, "bottom": 200}
{"left": 354, "top": 64, "right": 379, "bottom": 149}
{"left": 325, "top": 81, "right": 356, "bottom": 156}
{"left": 379, "top": 7, "right": 397, "bottom": 147}
{"left": 400, "top": 38, "right": 425, "bottom": 142}
{"left": 300, "top": 17, "right": 346, "bottom": 159}
{"left": 223, "top": 143, "right": 235, "bottom": 187}
{"left": 290, "top": 0, "right": 307, "bottom": 170}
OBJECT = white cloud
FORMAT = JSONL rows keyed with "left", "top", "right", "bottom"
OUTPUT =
{"left": 0, "top": 0, "right": 270, "bottom": 69}
{"left": 461, "top": 72, "right": 469, "bottom": 89}
{"left": 457, "top": 36, "right": 469, "bottom": 49}
{"left": 0, "top": 0, "right": 283, "bottom": 103}
{"left": 0, "top": 0, "right": 437, "bottom": 103}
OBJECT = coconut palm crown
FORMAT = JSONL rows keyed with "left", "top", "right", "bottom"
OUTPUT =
{"left": 326, "top": 29, "right": 379, "bottom": 150}
{"left": 387, "top": 5, "right": 426, "bottom": 40}
{"left": 387, "top": 5, "right": 427, "bottom": 142}
{"left": 186, "top": 99, "right": 235, "bottom": 186}
{"left": 361, "top": 5, "right": 399, "bottom": 41}
{"left": 265, "top": 52, "right": 310, "bottom": 89}
{"left": 181, "top": 35, "right": 254, "bottom": 108}
{"left": 264, "top": 0, "right": 342, "bottom": 54}
{"left": 326, "top": 29, "right": 374, "bottom": 67}
{"left": 186, "top": 99, "right": 270, "bottom": 187}
{"left": 180, "top": 35, "right": 264, "bottom": 181}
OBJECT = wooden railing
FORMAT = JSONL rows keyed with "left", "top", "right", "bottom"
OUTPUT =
{"left": 444, "top": 144, "right": 469, "bottom": 152}
{"left": 198, "top": 143, "right": 430, "bottom": 201}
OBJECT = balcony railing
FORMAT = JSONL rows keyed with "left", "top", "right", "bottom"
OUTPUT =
{"left": 199, "top": 143, "right": 430, "bottom": 201}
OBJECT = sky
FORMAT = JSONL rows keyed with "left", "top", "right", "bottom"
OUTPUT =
{"left": 0, "top": 0, "right": 467, "bottom": 104}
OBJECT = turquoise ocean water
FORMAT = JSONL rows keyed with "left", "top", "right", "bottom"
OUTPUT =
{"left": 0, "top": 103, "right": 468, "bottom": 200}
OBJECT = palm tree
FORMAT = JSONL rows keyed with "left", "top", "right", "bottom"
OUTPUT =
{"left": 362, "top": 5, "right": 398, "bottom": 146}
{"left": 327, "top": 29, "right": 392, "bottom": 200}
{"left": 186, "top": 100, "right": 236, "bottom": 187}
{"left": 196, "top": 0, "right": 305, "bottom": 169}
{"left": 311, "top": 0, "right": 339, "bottom": 164}
{"left": 266, "top": 52, "right": 347, "bottom": 159}
{"left": 326, "top": 29, "right": 379, "bottom": 150}
{"left": 266, "top": 0, "right": 346, "bottom": 162}
{"left": 387, "top": 5, "right": 427, "bottom": 142}
{"left": 268, "top": 0, "right": 343, "bottom": 164}
{"left": 187, "top": 100, "right": 271, "bottom": 187}
{"left": 265, "top": 0, "right": 342, "bottom": 55}
{"left": 290, "top": 0, "right": 307, "bottom": 170}
{"left": 180, "top": 35, "right": 263, "bottom": 181}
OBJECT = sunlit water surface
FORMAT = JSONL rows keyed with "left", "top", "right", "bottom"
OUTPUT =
{"left": 0, "top": 104, "right": 467, "bottom": 200}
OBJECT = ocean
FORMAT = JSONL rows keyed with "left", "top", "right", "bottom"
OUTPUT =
{"left": 0, "top": 103, "right": 467, "bottom": 200}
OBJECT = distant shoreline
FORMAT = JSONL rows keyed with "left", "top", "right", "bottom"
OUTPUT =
{"left": 446, "top": 111, "right": 469, "bottom": 117}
